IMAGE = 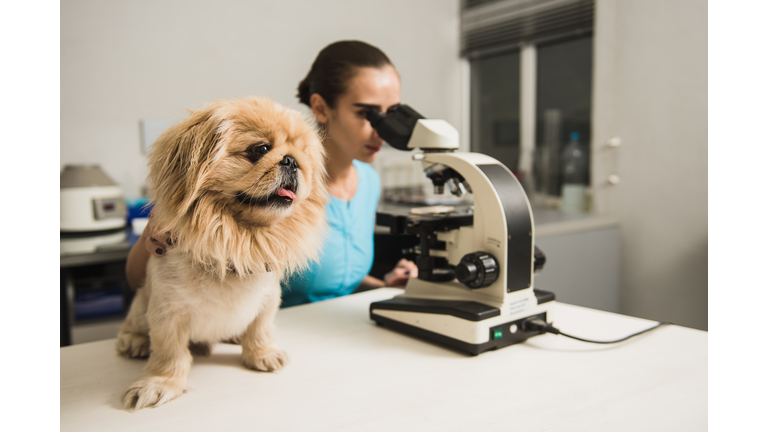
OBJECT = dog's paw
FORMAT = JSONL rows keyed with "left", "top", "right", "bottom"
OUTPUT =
{"left": 123, "top": 377, "right": 186, "bottom": 410}
{"left": 242, "top": 347, "right": 288, "bottom": 372}
{"left": 116, "top": 332, "right": 150, "bottom": 358}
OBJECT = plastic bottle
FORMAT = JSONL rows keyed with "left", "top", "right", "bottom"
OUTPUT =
{"left": 560, "top": 132, "right": 589, "bottom": 213}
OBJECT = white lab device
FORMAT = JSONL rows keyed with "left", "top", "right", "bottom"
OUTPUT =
{"left": 60, "top": 165, "right": 127, "bottom": 254}
{"left": 367, "top": 106, "right": 555, "bottom": 355}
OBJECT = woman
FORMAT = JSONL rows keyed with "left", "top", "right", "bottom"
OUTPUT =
{"left": 126, "top": 40, "right": 417, "bottom": 307}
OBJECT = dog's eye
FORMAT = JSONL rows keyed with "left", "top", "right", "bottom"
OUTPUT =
{"left": 246, "top": 143, "right": 271, "bottom": 163}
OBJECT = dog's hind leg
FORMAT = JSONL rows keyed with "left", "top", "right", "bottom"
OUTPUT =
{"left": 241, "top": 287, "right": 287, "bottom": 372}
{"left": 116, "top": 284, "right": 151, "bottom": 358}
{"left": 123, "top": 307, "right": 192, "bottom": 410}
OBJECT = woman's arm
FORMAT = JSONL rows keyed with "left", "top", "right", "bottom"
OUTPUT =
{"left": 125, "top": 222, "right": 174, "bottom": 291}
{"left": 358, "top": 275, "right": 387, "bottom": 291}
{"left": 125, "top": 228, "right": 152, "bottom": 291}
{"left": 357, "top": 259, "right": 419, "bottom": 292}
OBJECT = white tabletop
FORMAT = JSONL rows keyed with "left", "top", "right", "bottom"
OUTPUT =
{"left": 60, "top": 288, "right": 707, "bottom": 431}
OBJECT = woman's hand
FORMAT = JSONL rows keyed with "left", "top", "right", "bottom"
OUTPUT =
{"left": 126, "top": 217, "right": 176, "bottom": 291}
{"left": 383, "top": 259, "right": 418, "bottom": 287}
{"left": 144, "top": 229, "right": 175, "bottom": 257}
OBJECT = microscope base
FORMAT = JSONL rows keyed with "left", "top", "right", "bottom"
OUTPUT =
{"left": 370, "top": 293, "right": 555, "bottom": 356}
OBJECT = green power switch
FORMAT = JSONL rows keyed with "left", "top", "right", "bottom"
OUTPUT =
{"left": 494, "top": 330, "right": 503, "bottom": 339}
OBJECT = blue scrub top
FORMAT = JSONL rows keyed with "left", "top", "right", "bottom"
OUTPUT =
{"left": 281, "top": 160, "right": 381, "bottom": 307}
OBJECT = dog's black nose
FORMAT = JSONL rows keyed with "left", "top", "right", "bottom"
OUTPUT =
{"left": 280, "top": 155, "right": 298, "bottom": 172}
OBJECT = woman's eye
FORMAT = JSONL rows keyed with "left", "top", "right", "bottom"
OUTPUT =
{"left": 246, "top": 143, "right": 271, "bottom": 163}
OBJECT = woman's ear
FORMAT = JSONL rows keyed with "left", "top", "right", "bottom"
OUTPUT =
{"left": 310, "top": 93, "right": 330, "bottom": 124}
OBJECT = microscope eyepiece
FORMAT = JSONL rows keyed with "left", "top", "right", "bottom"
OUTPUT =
{"left": 364, "top": 109, "right": 387, "bottom": 128}
{"left": 363, "top": 104, "right": 425, "bottom": 151}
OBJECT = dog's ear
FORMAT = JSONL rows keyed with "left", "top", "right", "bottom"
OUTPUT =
{"left": 147, "top": 104, "right": 224, "bottom": 220}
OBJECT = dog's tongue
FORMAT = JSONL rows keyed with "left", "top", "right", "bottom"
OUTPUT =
{"left": 277, "top": 188, "right": 297, "bottom": 200}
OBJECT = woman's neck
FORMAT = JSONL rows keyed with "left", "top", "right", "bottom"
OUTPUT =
{"left": 324, "top": 137, "right": 358, "bottom": 201}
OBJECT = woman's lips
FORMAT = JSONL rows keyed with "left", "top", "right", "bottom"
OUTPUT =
{"left": 365, "top": 145, "right": 382, "bottom": 153}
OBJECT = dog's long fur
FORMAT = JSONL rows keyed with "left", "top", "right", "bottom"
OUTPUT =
{"left": 116, "top": 97, "right": 327, "bottom": 410}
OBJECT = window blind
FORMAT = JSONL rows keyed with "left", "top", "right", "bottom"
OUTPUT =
{"left": 461, "top": 0, "right": 594, "bottom": 58}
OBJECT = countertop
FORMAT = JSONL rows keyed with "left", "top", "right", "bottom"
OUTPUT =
{"left": 61, "top": 288, "right": 706, "bottom": 431}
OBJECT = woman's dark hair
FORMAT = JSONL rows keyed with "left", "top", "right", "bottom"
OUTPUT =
{"left": 297, "top": 40, "right": 393, "bottom": 108}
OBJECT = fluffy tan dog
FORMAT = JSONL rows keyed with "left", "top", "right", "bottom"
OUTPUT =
{"left": 116, "top": 97, "right": 327, "bottom": 410}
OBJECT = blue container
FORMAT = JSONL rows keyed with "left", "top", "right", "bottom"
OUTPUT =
{"left": 126, "top": 198, "right": 153, "bottom": 223}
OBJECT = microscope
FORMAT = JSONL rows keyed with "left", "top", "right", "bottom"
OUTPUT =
{"left": 367, "top": 105, "right": 556, "bottom": 356}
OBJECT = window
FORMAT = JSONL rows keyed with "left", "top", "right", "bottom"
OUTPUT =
{"left": 534, "top": 36, "right": 593, "bottom": 197}
{"left": 463, "top": 0, "right": 594, "bottom": 209}
{"left": 470, "top": 51, "right": 521, "bottom": 173}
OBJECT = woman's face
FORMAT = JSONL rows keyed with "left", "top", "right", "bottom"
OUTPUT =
{"left": 315, "top": 66, "right": 401, "bottom": 164}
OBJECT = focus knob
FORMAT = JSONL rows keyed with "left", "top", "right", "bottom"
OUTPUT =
{"left": 455, "top": 252, "right": 499, "bottom": 289}
{"left": 534, "top": 245, "right": 546, "bottom": 274}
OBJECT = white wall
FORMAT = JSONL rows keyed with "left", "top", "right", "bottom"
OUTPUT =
{"left": 62, "top": 0, "right": 708, "bottom": 330}
{"left": 592, "top": 0, "right": 708, "bottom": 329}
{"left": 61, "top": 0, "right": 463, "bottom": 199}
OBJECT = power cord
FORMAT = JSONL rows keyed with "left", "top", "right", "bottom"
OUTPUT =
{"left": 523, "top": 318, "right": 673, "bottom": 344}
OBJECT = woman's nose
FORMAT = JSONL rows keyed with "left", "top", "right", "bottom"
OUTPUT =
{"left": 371, "top": 128, "right": 384, "bottom": 145}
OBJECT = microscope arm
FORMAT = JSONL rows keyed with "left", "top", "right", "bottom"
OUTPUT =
{"left": 420, "top": 152, "right": 535, "bottom": 301}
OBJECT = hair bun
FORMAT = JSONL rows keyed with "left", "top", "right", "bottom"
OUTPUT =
{"left": 297, "top": 76, "right": 312, "bottom": 107}
{"left": 296, "top": 40, "right": 393, "bottom": 108}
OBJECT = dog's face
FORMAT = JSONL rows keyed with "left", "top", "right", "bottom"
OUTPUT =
{"left": 202, "top": 100, "right": 324, "bottom": 226}
{"left": 147, "top": 97, "right": 328, "bottom": 276}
